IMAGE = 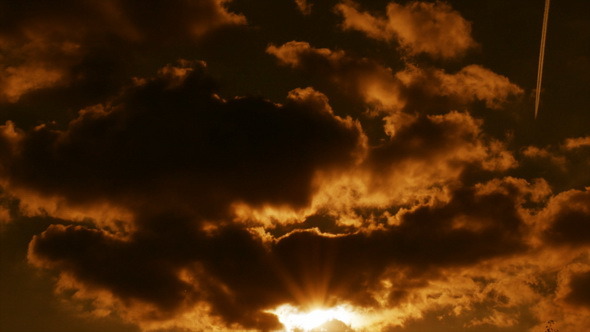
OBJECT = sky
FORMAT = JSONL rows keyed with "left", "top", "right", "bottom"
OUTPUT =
{"left": 0, "top": 1, "right": 589, "bottom": 331}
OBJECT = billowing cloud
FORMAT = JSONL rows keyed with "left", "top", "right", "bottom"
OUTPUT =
{"left": 2, "top": 0, "right": 589, "bottom": 331}
{"left": 1, "top": 61, "right": 365, "bottom": 222}
{"left": 27, "top": 177, "right": 536, "bottom": 331}
{"left": 267, "top": 41, "right": 522, "bottom": 115}
{"left": 397, "top": 64, "right": 523, "bottom": 110}
{"left": 25, "top": 175, "right": 589, "bottom": 331}
{"left": 539, "top": 188, "right": 590, "bottom": 246}
{"left": 2, "top": 59, "right": 526, "bottom": 331}
{"left": 267, "top": 41, "right": 406, "bottom": 112}
{"left": 565, "top": 271, "right": 590, "bottom": 308}
{"left": 0, "top": 0, "right": 245, "bottom": 102}
{"left": 519, "top": 137, "right": 590, "bottom": 191}
{"left": 335, "top": 0, "right": 476, "bottom": 59}
{"left": 361, "top": 111, "right": 517, "bottom": 206}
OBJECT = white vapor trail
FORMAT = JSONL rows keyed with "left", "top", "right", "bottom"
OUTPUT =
{"left": 535, "top": 0, "right": 551, "bottom": 119}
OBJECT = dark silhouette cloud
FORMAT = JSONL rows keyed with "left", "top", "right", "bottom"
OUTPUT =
{"left": 1, "top": 61, "right": 365, "bottom": 219}
{"left": 542, "top": 189, "right": 590, "bottom": 245}
{"left": 27, "top": 179, "right": 531, "bottom": 329}
{"left": 565, "top": 271, "right": 590, "bottom": 308}
{"left": 0, "top": 0, "right": 245, "bottom": 128}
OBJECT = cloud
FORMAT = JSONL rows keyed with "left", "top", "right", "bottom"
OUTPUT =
{"left": 564, "top": 270, "right": 590, "bottom": 308}
{"left": 397, "top": 64, "right": 523, "bottom": 110}
{"left": 266, "top": 110, "right": 518, "bottom": 232}
{"left": 521, "top": 146, "right": 567, "bottom": 168}
{"left": 267, "top": 41, "right": 406, "bottom": 112}
{"left": 361, "top": 111, "right": 517, "bottom": 205}
{"left": 563, "top": 136, "right": 590, "bottom": 150}
{"left": 267, "top": 42, "right": 522, "bottom": 116}
{"left": 0, "top": 188, "right": 18, "bottom": 227}
{"left": 0, "top": 61, "right": 366, "bottom": 222}
{"left": 519, "top": 137, "right": 590, "bottom": 191}
{"left": 27, "top": 178, "right": 535, "bottom": 330}
{"left": 0, "top": 64, "right": 67, "bottom": 103}
{"left": 0, "top": 0, "right": 245, "bottom": 102}
{"left": 6, "top": 58, "right": 535, "bottom": 329}
{"left": 2, "top": 60, "right": 365, "bottom": 330}
{"left": 27, "top": 221, "right": 286, "bottom": 331}
{"left": 539, "top": 188, "right": 590, "bottom": 246}
{"left": 295, "top": 0, "right": 313, "bottom": 15}
{"left": 335, "top": 0, "right": 476, "bottom": 59}
{"left": 7, "top": 60, "right": 583, "bottom": 332}
{"left": 0, "top": 0, "right": 587, "bottom": 331}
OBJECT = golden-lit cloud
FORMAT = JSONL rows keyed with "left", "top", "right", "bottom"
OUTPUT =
{"left": 563, "top": 136, "right": 590, "bottom": 150}
{"left": 2, "top": 53, "right": 529, "bottom": 332}
{"left": 335, "top": 0, "right": 476, "bottom": 59}
{"left": 0, "top": 64, "right": 66, "bottom": 103}
{"left": 267, "top": 41, "right": 407, "bottom": 112}
{"left": 1, "top": 1, "right": 588, "bottom": 331}
{"left": 522, "top": 145, "right": 567, "bottom": 168}
{"left": 396, "top": 64, "right": 524, "bottom": 110}
{"left": 267, "top": 41, "right": 522, "bottom": 116}
{"left": 294, "top": 0, "right": 313, "bottom": 15}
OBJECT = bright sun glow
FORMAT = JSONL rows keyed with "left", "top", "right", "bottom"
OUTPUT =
{"left": 270, "top": 304, "right": 363, "bottom": 331}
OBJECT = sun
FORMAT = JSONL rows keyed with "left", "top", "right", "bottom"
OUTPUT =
{"left": 270, "top": 304, "right": 362, "bottom": 331}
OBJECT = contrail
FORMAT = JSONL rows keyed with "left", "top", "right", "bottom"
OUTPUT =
{"left": 535, "top": 0, "right": 551, "bottom": 119}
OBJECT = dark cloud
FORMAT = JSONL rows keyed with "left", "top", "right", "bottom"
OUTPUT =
{"left": 565, "top": 270, "right": 590, "bottom": 308}
{"left": 28, "top": 219, "right": 285, "bottom": 330}
{"left": 542, "top": 189, "right": 590, "bottom": 246}
{"left": 0, "top": 0, "right": 245, "bottom": 128}
{"left": 0, "top": 0, "right": 244, "bottom": 50}
{"left": 517, "top": 139, "right": 590, "bottom": 192}
{"left": 1, "top": 61, "right": 365, "bottom": 219}
{"left": 9, "top": 57, "right": 534, "bottom": 330}
{"left": 27, "top": 180, "right": 530, "bottom": 329}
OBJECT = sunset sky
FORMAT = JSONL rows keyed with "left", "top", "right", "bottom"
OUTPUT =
{"left": 1, "top": 1, "right": 589, "bottom": 331}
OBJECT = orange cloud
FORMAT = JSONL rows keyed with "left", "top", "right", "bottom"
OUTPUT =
{"left": 537, "top": 188, "right": 590, "bottom": 246}
{"left": 397, "top": 64, "right": 524, "bottom": 109}
{"left": 268, "top": 41, "right": 406, "bottom": 113}
{"left": 519, "top": 137, "right": 590, "bottom": 191}
{"left": 0, "top": 64, "right": 66, "bottom": 103}
{"left": 335, "top": 0, "right": 476, "bottom": 59}
{"left": 563, "top": 136, "right": 590, "bottom": 150}
{"left": 299, "top": 112, "right": 517, "bottom": 232}
{"left": 294, "top": 0, "right": 313, "bottom": 15}
{"left": 0, "top": 0, "right": 245, "bottom": 102}
{"left": 267, "top": 42, "right": 522, "bottom": 117}
{"left": 1, "top": 1, "right": 587, "bottom": 331}
{"left": 522, "top": 145, "right": 567, "bottom": 168}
